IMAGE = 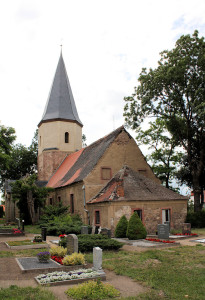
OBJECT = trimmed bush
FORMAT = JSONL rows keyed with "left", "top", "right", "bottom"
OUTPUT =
{"left": 50, "top": 246, "right": 67, "bottom": 257}
{"left": 114, "top": 215, "right": 128, "bottom": 238}
{"left": 126, "top": 213, "right": 147, "bottom": 240}
{"left": 65, "top": 279, "right": 120, "bottom": 300}
{"left": 59, "top": 234, "right": 123, "bottom": 252}
{"left": 62, "top": 252, "right": 85, "bottom": 265}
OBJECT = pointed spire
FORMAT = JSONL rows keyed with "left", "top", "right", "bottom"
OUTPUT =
{"left": 39, "top": 52, "right": 83, "bottom": 127}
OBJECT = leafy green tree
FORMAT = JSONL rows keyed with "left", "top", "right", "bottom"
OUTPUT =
{"left": 126, "top": 213, "right": 147, "bottom": 240}
{"left": 124, "top": 30, "right": 205, "bottom": 211}
{"left": 11, "top": 174, "right": 52, "bottom": 224}
{"left": 115, "top": 215, "right": 128, "bottom": 238}
{"left": 136, "top": 118, "right": 183, "bottom": 190}
{"left": 0, "top": 125, "right": 16, "bottom": 189}
{"left": 0, "top": 128, "right": 38, "bottom": 191}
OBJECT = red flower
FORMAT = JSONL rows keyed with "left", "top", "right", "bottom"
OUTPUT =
{"left": 51, "top": 255, "right": 64, "bottom": 265}
{"left": 145, "top": 238, "right": 175, "bottom": 244}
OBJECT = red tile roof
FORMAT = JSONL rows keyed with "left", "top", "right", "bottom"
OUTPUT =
{"left": 88, "top": 166, "right": 188, "bottom": 204}
{"left": 47, "top": 126, "right": 126, "bottom": 188}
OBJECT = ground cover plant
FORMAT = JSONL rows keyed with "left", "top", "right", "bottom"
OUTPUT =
{"left": 98, "top": 245, "right": 205, "bottom": 299}
{"left": 65, "top": 279, "right": 120, "bottom": 300}
{"left": 0, "top": 285, "right": 57, "bottom": 300}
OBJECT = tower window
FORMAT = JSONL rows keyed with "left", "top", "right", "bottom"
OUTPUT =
{"left": 65, "top": 132, "right": 69, "bottom": 143}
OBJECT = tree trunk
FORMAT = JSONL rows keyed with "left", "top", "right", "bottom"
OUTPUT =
{"left": 27, "top": 190, "right": 36, "bottom": 225}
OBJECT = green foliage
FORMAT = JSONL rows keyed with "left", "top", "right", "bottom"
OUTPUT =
{"left": 59, "top": 234, "right": 123, "bottom": 252}
{"left": 65, "top": 279, "right": 120, "bottom": 300}
{"left": 11, "top": 174, "right": 52, "bottom": 224}
{"left": 126, "top": 213, "right": 147, "bottom": 240}
{"left": 62, "top": 252, "right": 85, "bottom": 265}
{"left": 0, "top": 285, "right": 57, "bottom": 300}
{"left": 186, "top": 210, "right": 205, "bottom": 228}
{"left": 114, "top": 215, "right": 128, "bottom": 238}
{"left": 0, "top": 127, "right": 38, "bottom": 192}
{"left": 124, "top": 30, "right": 205, "bottom": 211}
{"left": 50, "top": 246, "right": 67, "bottom": 257}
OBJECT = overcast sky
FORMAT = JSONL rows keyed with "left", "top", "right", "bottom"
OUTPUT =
{"left": 0, "top": 1, "right": 205, "bottom": 194}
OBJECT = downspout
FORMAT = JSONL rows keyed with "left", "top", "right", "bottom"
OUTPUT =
{"left": 82, "top": 185, "right": 90, "bottom": 225}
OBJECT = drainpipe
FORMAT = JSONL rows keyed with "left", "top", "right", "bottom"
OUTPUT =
{"left": 82, "top": 185, "right": 90, "bottom": 225}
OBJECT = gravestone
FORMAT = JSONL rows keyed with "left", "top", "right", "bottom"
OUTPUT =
{"left": 182, "top": 223, "right": 191, "bottom": 235}
{"left": 101, "top": 228, "right": 111, "bottom": 238}
{"left": 93, "top": 247, "right": 102, "bottom": 271}
{"left": 81, "top": 226, "right": 88, "bottom": 235}
{"left": 157, "top": 224, "right": 169, "bottom": 239}
{"left": 164, "top": 221, "right": 170, "bottom": 232}
{"left": 67, "top": 234, "right": 78, "bottom": 254}
{"left": 41, "top": 227, "right": 47, "bottom": 241}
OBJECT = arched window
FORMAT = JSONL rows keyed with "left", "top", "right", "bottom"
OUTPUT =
{"left": 65, "top": 132, "right": 69, "bottom": 143}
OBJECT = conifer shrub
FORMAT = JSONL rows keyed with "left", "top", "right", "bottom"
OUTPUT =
{"left": 114, "top": 215, "right": 128, "bottom": 238}
{"left": 126, "top": 212, "right": 147, "bottom": 240}
{"left": 62, "top": 252, "right": 85, "bottom": 266}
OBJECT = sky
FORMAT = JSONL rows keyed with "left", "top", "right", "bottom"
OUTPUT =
{"left": 0, "top": 0, "right": 205, "bottom": 198}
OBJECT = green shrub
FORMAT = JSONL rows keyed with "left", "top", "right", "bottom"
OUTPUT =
{"left": 62, "top": 252, "right": 85, "bottom": 265}
{"left": 59, "top": 234, "right": 123, "bottom": 252}
{"left": 114, "top": 215, "right": 128, "bottom": 238}
{"left": 65, "top": 279, "right": 120, "bottom": 300}
{"left": 126, "top": 212, "right": 147, "bottom": 240}
{"left": 186, "top": 210, "right": 205, "bottom": 228}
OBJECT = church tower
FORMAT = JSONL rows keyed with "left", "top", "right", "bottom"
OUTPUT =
{"left": 38, "top": 51, "right": 83, "bottom": 181}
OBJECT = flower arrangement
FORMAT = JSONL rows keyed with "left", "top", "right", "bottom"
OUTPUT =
{"left": 59, "top": 234, "right": 67, "bottom": 238}
{"left": 51, "top": 255, "right": 63, "bottom": 265}
{"left": 36, "top": 268, "right": 101, "bottom": 284}
{"left": 12, "top": 228, "right": 23, "bottom": 234}
{"left": 173, "top": 233, "right": 197, "bottom": 236}
{"left": 145, "top": 238, "right": 176, "bottom": 244}
{"left": 37, "top": 251, "right": 50, "bottom": 263}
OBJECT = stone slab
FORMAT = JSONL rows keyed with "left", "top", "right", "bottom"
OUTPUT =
{"left": 190, "top": 239, "right": 205, "bottom": 243}
{"left": 16, "top": 257, "right": 62, "bottom": 273}
{"left": 5, "top": 242, "right": 49, "bottom": 250}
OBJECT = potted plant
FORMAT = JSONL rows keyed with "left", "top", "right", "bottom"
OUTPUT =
{"left": 33, "top": 235, "right": 43, "bottom": 243}
{"left": 37, "top": 251, "right": 50, "bottom": 263}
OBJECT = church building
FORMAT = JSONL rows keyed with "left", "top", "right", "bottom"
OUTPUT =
{"left": 37, "top": 51, "right": 188, "bottom": 234}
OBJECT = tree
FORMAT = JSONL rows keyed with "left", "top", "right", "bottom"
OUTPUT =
{"left": 115, "top": 215, "right": 128, "bottom": 238}
{"left": 126, "top": 213, "right": 147, "bottom": 240}
{"left": 0, "top": 128, "right": 38, "bottom": 191}
{"left": 0, "top": 125, "right": 16, "bottom": 189}
{"left": 136, "top": 118, "right": 183, "bottom": 190}
{"left": 124, "top": 30, "right": 205, "bottom": 211}
{"left": 11, "top": 174, "right": 52, "bottom": 224}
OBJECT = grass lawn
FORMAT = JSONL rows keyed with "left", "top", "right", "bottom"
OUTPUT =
{"left": 0, "top": 248, "right": 48, "bottom": 258}
{"left": 0, "top": 285, "right": 57, "bottom": 300}
{"left": 7, "top": 240, "right": 46, "bottom": 246}
{"left": 86, "top": 244, "right": 205, "bottom": 299}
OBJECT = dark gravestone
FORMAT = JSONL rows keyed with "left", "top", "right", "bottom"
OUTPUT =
{"left": 164, "top": 221, "right": 170, "bottom": 232}
{"left": 41, "top": 227, "right": 47, "bottom": 241}
{"left": 101, "top": 228, "right": 111, "bottom": 238}
{"left": 182, "top": 223, "right": 191, "bottom": 234}
{"left": 157, "top": 224, "right": 169, "bottom": 239}
{"left": 81, "top": 226, "right": 88, "bottom": 235}
{"left": 67, "top": 234, "right": 78, "bottom": 255}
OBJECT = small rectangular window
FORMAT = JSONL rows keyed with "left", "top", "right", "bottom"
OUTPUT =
{"left": 49, "top": 198, "right": 53, "bottom": 205}
{"left": 58, "top": 196, "right": 61, "bottom": 203}
{"left": 101, "top": 167, "right": 111, "bottom": 180}
{"left": 95, "top": 210, "right": 100, "bottom": 225}
{"left": 70, "top": 194, "right": 74, "bottom": 214}
{"left": 65, "top": 132, "right": 69, "bottom": 143}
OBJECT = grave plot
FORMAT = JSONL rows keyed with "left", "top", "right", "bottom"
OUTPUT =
{"left": 5, "top": 240, "right": 49, "bottom": 250}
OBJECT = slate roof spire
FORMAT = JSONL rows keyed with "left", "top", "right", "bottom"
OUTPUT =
{"left": 39, "top": 51, "right": 83, "bottom": 127}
